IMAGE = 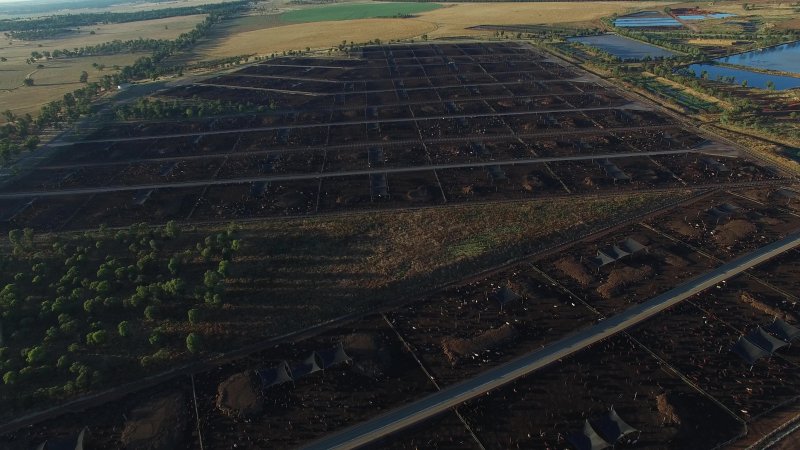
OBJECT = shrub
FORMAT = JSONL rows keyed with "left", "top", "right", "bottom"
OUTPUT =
{"left": 186, "top": 333, "right": 202, "bottom": 354}
{"left": 85, "top": 330, "right": 107, "bottom": 346}
{"left": 187, "top": 308, "right": 200, "bottom": 324}
{"left": 117, "top": 320, "right": 130, "bottom": 337}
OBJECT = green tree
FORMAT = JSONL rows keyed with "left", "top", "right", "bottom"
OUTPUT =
{"left": 186, "top": 332, "right": 202, "bottom": 353}
{"left": 187, "top": 308, "right": 200, "bottom": 324}
{"left": 25, "top": 345, "right": 45, "bottom": 364}
{"left": 86, "top": 330, "right": 107, "bottom": 346}
{"left": 3, "top": 370, "right": 17, "bottom": 385}
{"left": 79, "top": 71, "right": 89, "bottom": 83}
{"left": 117, "top": 320, "right": 130, "bottom": 337}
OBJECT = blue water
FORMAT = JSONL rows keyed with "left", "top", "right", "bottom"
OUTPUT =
{"left": 716, "top": 41, "right": 800, "bottom": 74}
{"left": 568, "top": 34, "right": 676, "bottom": 60}
{"left": 678, "top": 13, "right": 736, "bottom": 20}
{"left": 613, "top": 18, "right": 683, "bottom": 28}
{"left": 685, "top": 63, "right": 800, "bottom": 90}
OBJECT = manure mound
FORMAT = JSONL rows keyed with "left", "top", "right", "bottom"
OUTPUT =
{"left": 121, "top": 392, "right": 188, "bottom": 450}
{"left": 553, "top": 256, "right": 593, "bottom": 286}
{"left": 713, "top": 219, "right": 756, "bottom": 247}
{"left": 597, "top": 265, "right": 652, "bottom": 299}
{"left": 442, "top": 323, "right": 517, "bottom": 366}
{"left": 216, "top": 370, "right": 263, "bottom": 418}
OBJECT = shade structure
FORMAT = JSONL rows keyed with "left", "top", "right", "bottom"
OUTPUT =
{"left": 747, "top": 327, "right": 788, "bottom": 354}
{"left": 320, "top": 342, "right": 352, "bottom": 369}
{"left": 619, "top": 237, "right": 647, "bottom": 254}
{"left": 292, "top": 352, "right": 323, "bottom": 379}
{"left": 592, "top": 406, "right": 639, "bottom": 444}
{"left": 490, "top": 285, "right": 521, "bottom": 306}
{"left": 257, "top": 361, "right": 293, "bottom": 388}
{"left": 731, "top": 336, "right": 770, "bottom": 365}
{"left": 568, "top": 420, "right": 611, "bottom": 450}
{"left": 594, "top": 250, "right": 617, "bottom": 267}
{"left": 766, "top": 318, "right": 800, "bottom": 342}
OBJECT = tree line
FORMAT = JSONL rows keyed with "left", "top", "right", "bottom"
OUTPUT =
{"left": 0, "top": 1, "right": 250, "bottom": 38}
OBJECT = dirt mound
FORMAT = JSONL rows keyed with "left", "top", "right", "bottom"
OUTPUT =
{"left": 344, "top": 332, "right": 391, "bottom": 378}
{"left": 121, "top": 392, "right": 188, "bottom": 450}
{"left": 343, "top": 332, "right": 380, "bottom": 354}
{"left": 652, "top": 248, "right": 689, "bottom": 267}
{"left": 656, "top": 392, "right": 681, "bottom": 425}
{"left": 666, "top": 219, "right": 701, "bottom": 239}
{"left": 553, "top": 256, "right": 593, "bottom": 286}
{"left": 216, "top": 371, "right": 263, "bottom": 418}
{"left": 442, "top": 324, "right": 517, "bottom": 366}
{"left": 713, "top": 219, "right": 756, "bottom": 247}
{"left": 741, "top": 292, "right": 797, "bottom": 322}
{"left": 597, "top": 265, "right": 652, "bottom": 299}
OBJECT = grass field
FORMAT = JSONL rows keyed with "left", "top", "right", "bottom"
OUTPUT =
{"left": 280, "top": 2, "right": 442, "bottom": 23}
{"left": 0, "top": 53, "right": 150, "bottom": 117}
{"left": 0, "top": 15, "right": 205, "bottom": 116}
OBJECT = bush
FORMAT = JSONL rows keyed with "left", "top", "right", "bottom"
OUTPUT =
{"left": 148, "top": 330, "right": 164, "bottom": 346}
{"left": 25, "top": 346, "right": 45, "bottom": 364}
{"left": 186, "top": 333, "right": 202, "bottom": 354}
{"left": 3, "top": 370, "right": 17, "bottom": 385}
{"left": 187, "top": 308, "right": 200, "bottom": 324}
{"left": 117, "top": 320, "right": 130, "bottom": 337}
{"left": 85, "top": 330, "right": 107, "bottom": 346}
{"left": 144, "top": 305, "right": 157, "bottom": 320}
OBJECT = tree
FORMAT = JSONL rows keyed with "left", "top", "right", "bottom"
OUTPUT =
{"left": 117, "top": 320, "right": 130, "bottom": 337}
{"left": 187, "top": 308, "right": 200, "bottom": 324}
{"left": 3, "top": 370, "right": 17, "bottom": 385}
{"left": 87, "top": 330, "right": 108, "bottom": 346}
{"left": 148, "top": 330, "right": 163, "bottom": 346}
{"left": 186, "top": 332, "right": 202, "bottom": 353}
{"left": 144, "top": 305, "right": 157, "bottom": 320}
{"left": 167, "top": 256, "right": 180, "bottom": 275}
{"left": 79, "top": 71, "right": 89, "bottom": 83}
{"left": 25, "top": 345, "right": 45, "bottom": 364}
{"left": 22, "top": 78, "right": 33, "bottom": 86}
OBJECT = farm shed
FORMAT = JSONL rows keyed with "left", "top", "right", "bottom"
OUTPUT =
{"left": 568, "top": 420, "right": 611, "bottom": 450}
{"left": 731, "top": 336, "right": 770, "bottom": 365}
{"left": 766, "top": 318, "right": 800, "bottom": 342}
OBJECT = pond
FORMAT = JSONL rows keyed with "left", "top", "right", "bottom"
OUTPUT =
{"left": 715, "top": 41, "right": 800, "bottom": 74}
{"left": 568, "top": 34, "right": 677, "bottom": 60}
{"left": 685, "top": 63, "right": 800, "bottom": 90}
{"left": 613, "top": 17, "right": 682, "bottom": 28}
{"left": 678, "top": 13, "right": 736, "bottom": 20}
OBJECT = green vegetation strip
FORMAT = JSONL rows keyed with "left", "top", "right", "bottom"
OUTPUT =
{"left": 280, "top": 2, "right": 441, "bottom": 23}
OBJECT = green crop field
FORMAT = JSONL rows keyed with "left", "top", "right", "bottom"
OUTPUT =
{"left": 280, "top": 2, "right": 442, "bottom": 24}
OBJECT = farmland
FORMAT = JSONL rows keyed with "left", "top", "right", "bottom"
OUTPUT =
{"left": 193, "top": 1, "right": 669, "bottom": 60}
{"left": 0, "top": 14, "right": 207, "bottom": 116}
{"left": 279, "top": 2, "right": 443, "bottom": 24}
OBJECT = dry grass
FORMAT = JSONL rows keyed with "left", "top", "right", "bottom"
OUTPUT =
{"left": 0, "top": 15, "right": 205, "bottom": 115}
{"left": 197, "top": 1, "right": 671, "bottom": 59}
{"left": 198, "top": 17, "right": 434, "bottom": 58}
{"left": 419, "top": 2, "right": 670, "bottom": 38}
{"left": 0, "top": 53, "right": 149, "bottom": 116}
{"left": 687, "top": 38, "right": 738, "bottom": 46}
